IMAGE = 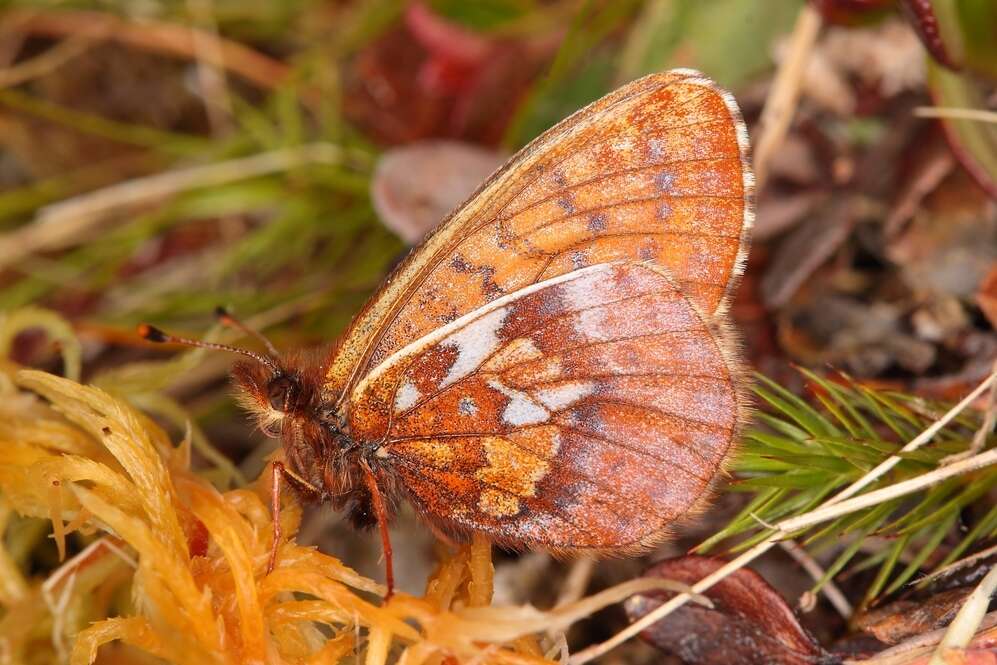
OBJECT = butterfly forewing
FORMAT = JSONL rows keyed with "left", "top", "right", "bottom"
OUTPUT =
{"left": 348, "top": 263, "right": 741, "bottom": 549}
{"left": 326, "top": 70, "right": 752, "bottom": 398}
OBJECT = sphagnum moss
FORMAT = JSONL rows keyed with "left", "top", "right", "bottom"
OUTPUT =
{"left": 0, "top": 366, "right": 683, "bottom": 664}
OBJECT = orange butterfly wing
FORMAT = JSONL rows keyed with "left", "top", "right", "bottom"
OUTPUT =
{"left": 332, "top": 69, "right": 752, "bottom": 550}
{"left": 348, "top": 263, "right": 743, "bottom": 549}
{"left": 325, "top": 69, "right": 753, "bottom": 399}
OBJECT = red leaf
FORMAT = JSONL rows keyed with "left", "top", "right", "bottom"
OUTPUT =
{"left": 343, "top": 12, "right": 552, "bottom": 145}
{"left": 625, "top": 555, "right": 835, "bottom": 665}
{"left": 897, "top": 0, "right": 962, "bottom": 70}
{"left": 808, "top": 0, "right": 895, "bottom": 25}
{"left": 406, "top": 2, "right": 491, "bottom": 66}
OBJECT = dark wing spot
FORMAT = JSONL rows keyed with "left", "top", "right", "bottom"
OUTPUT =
{"left": 639, "top": 240, "right": 659, "bottom": 261}
{"left": 656, "top": 172, "right": 676, "bottom": 192}
{"left": 451, "top": 254, "right": 473, "bottom": 272}
{"left": 557, "top": 197, "right": 575, "bottom": 214}
{"left": 588, "top": 213, "right": 608, "bottom": 232}
{"left": 479, "top": 265, "right": 503, "bottom": 298}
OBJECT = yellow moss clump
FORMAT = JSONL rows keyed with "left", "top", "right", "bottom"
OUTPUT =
{"left": 0, "top": 366, "right": 667, "bottom": 664}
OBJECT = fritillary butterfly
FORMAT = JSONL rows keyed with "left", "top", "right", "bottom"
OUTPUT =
{"left": 141, "top": 69, "right": 754, "bottom": 598}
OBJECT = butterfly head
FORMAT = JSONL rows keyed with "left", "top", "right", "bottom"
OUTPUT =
{"left": 230, "top": 352, "right": 363, "bottom": 505}
{"left": 230, "top": 356, "right": 323, "bottom": 438}
{"left": 137, "top": 318, "right": 340, "bottom": 441}
{"left": 138, "top": 318, "right": 356, "bottom": 498}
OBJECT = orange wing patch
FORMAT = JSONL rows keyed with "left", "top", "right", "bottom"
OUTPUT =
{"left": 325, "top": 70, "right": 752, "bottom": 398}
{"left": 349, "top": 263, "right": 741, "bottom": 550}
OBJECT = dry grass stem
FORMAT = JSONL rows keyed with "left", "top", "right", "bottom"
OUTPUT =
{"left": 548, "top": 556, "right": 596, "bottom": 641}
{"left": 779, "top": 540, "right": 853, "bottom": 619}
{"left": 826, "top": 369, "right": 997, "bottom": 505}
{"left": 751, "top": 2, "right": 822, "bottom": 189}
{"left": 942, "top": 360, "right": 997, "bottom": 463}
{"left": 0, "top": 307, "right": 82, "bottom": 381}
{"left": 0, "top": 143, "right": 348, "bottom": 271}
{"left": 2, "top": 8, "right": 292, "bottom": 94}
{"left": 555, "top": 556, "right": 596, "bottom": 609}
{"left": 0, "top": 34, "right": 96, "bottom": 88}
{"left": 779, "top": 448, "right": 997, "bottom": 531}
{"left": 914, "top": 106, "right": 997, "bottom": 124}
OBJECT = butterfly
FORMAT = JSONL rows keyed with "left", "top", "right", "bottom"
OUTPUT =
{"left": 140, "top": 68, "right": 753, "bottom": 598}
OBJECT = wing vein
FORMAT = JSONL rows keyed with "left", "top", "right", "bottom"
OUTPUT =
{"left": 391, "top": 433, "right": 656, "bottom": 522}
{"left": 493, "top": 328, "right": 713, "bottom": 375}
{"left": 587, "top": 396, "right": 734, "bottom": 430}
{"left": 504, "top": 152, "right": 740, "bottom": 222}
{"left": 554, "top": 423, "right": 712, "bottom": 484}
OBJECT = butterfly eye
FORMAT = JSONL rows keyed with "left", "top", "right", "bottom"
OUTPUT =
{"left": 267, "top": 375, "right": 298, "bottom": 412}
{"left": 261, "top": 421, "right": 283, "bottom": 438}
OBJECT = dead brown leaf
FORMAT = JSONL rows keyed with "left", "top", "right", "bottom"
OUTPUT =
{"left": 624, "top": 555, "right": 835, "bottom": 665}
{"left": 856, "top": 588, "right": 974, "bottom": 646}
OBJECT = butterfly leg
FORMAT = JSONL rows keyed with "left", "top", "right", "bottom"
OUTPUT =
{"left": 267, "top": 460, "right": 320, "bottom": 575}
{"left": 360, "top": 459, "right": 395, "bottom": 600}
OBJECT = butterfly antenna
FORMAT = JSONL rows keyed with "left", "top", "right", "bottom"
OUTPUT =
{"left": 213, "top": 306, "right": 281, "bottom": 358}
{"left": 138, "top": 323, "right": 280, "bottom": 372}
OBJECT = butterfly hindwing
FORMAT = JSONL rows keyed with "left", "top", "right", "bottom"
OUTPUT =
{"left": 326, "top": 70, "right": 753, "bottom": 399}
{"left": 348, "top": 263, "right": 742, "bottom": 550}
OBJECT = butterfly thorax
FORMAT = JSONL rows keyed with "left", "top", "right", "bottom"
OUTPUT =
{"left": 231, "top": 356, "right": 395, "bottom": 530}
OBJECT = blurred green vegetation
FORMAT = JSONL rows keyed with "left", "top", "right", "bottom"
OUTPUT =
{"left": 0, "top": 0, "right": 803, "bottom": 357}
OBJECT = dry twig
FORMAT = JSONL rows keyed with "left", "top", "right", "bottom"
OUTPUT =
{"left": 2, "top": 8, "right": 293, "bottom": 96}
{"left": 0, "top": 34, "right": 96, "bottom": 88}
{"left": 779, "top": 540, "right": 853, "bottom": 620}
{"left": 914, "top": 106, "right": 997, "bottom": 124}
{"left": 826, "top": 370, "right": 997, "bottom": 505}
{"left": 941, "top": 360, "right": 997, "bottom": 464}
{"left": 752, "top": 3, "right": 822, "bottom": 189}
